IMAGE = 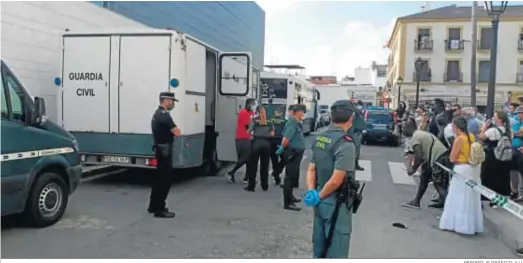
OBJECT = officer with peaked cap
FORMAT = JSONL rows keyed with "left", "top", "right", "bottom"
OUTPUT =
{"left": 305, "top": 99, "right": 358, "bottom": 258}
{"left": 148, "top": 91, "right": 181, "bottom": 218}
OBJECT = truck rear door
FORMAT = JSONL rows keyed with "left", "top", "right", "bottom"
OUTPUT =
{"left": 62, "top": 36, "right": 111, "bottom": 132}
{"left": 215, "top": 53, "right": 251, "bottom": 162}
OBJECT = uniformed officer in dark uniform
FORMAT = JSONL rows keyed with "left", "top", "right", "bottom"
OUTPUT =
{"left": 148, "top": 91, "right": 180, "bottom": 218}
{"left": 305, "top": 100, "right": 357, "bottom": 258}
{"left": 277, "top": 104, "right": 306, "bottom": 211}
{"left": 270, "top": 106, "right": 287, "bottom": 185}
{"left": 245, "top": 105, "right": 275, "bottom": 192}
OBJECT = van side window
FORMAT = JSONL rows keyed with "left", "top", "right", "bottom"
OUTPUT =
{"left": 1, "top": 75, "right": 7, "bottom": 119}
{"left": 5, "top": 74, "right": 26, "bottom": 122}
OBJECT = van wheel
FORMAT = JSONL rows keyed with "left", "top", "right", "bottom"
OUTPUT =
{"left": 24, "top": 172, "right": 68, "bottom": 228}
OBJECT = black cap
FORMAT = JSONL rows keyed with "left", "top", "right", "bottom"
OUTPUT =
{"left": 292, "top": 104, "right": 306, "bottom": 112}
{"left": 159, "top": 91, "right": 178, "bottom": 102}
{"left": 287, "top": 105, "right": 294, "bottom": 111}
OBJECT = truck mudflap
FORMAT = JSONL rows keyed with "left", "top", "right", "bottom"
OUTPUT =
{"left": 66, "top": 164, "right": 82, "bottom": 193}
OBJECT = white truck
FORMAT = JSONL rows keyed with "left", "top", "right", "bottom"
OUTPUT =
{"left": 57, "top": 29, "right": 260, "bottom": 173}
{"left": 260, "top": 71, "right": 320, "bottom": 135}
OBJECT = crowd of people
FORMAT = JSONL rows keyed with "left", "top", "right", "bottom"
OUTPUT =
{"left": 400, "top": 98, "right": 523, "bottom": 236}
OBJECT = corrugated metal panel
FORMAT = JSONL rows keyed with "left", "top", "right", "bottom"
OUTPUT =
{"left": 93, "top": 1, "right": 265, "bottom": 69}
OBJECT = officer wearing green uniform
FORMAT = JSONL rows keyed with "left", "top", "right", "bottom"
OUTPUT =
{"left": 270, "top": 106, "right": 287, "bottom": 185}
{"left": 350, "top": 101, "right": 367, "bottom": 171}
{"left": 276, "top": 104, "right": 306, "bottom": 211}
{"left": 304, "top": 100, "right": 358, "bottom": 258}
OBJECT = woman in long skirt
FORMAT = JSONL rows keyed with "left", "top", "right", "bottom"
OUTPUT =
{"left": 439, "top": 116, "right": 484, "bottom": 235}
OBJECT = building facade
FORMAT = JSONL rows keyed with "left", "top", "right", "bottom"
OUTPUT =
{"left": 371, "top": 61, "right": 387, "bottom": 92}
{"left": 309, "top": 75, "right": 337, "bottom": 85}
{"left": 386, "top": 4, "right": 523, "bottom": 109}
{"left": 93, "top": 1, "right": 265, "bottom": 69}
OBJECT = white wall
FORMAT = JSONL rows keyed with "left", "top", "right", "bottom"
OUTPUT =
{"left": 405, "top": 21, "right": 523, "bottom": 84}
{"left": 1, "top": 1, "right": 149, "bottom": 122}
{"left": 354, "top": 67, "right": 372, "bottom": 85}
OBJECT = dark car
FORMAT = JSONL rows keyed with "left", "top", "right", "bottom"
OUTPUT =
{"left": 362, "top": 110, "right": 399, "bottom": 146}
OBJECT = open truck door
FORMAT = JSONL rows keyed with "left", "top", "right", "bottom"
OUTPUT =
{"left": 216, "top": 52, "right": 251, "bottom": 162}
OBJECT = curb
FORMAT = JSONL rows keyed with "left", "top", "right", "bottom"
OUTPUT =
{"left": 483, "top": 207, "right": 523, "bottom": 257}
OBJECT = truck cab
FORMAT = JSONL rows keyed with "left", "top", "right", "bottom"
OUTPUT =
{"left": 1, "top": 60, "right": 82, "bottom": 227}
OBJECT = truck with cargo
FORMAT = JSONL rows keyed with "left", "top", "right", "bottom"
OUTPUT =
{"left": 57, "top": 29, "right": 259, "bottom": 173}
{"left": 1, "top": 60, "right": 82, "bottom": 227}
{"left": 260, "top": 71, "right": 320, "bottom": 135}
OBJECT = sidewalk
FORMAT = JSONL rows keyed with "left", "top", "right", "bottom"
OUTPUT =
{"left": 483, "top": 203, "right": 523, "bottom": 257}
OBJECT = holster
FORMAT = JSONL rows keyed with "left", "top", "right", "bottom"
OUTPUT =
{"left": 153, "top": 143, "right": 171, "bottom": 157}
{"left": 336, "top": 178, "right": 365, "bottom": 214}
{"left": 282, "top": 148, "right": 302, "bottom": 163}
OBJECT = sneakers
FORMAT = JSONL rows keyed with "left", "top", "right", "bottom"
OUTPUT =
{"left": 401, "top": 200, "right": 421, "bottom": 209}
{"left": 516, "top": 247, "right": 523, "bottom": 257}
{"left": 225, "top": 172, "right": 235, "bottom": 184}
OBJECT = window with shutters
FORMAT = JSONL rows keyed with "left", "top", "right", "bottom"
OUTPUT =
{"left": 445, "top": 60, "right": 461, "bottom": 82}
{"left": 415, "top": 28, "right": 433, "bottom": 51}
{"left": 413, "top": 59, "right": 431, "bottom": 82}
{"left": 446, "top": 28, "right": 463, "bottom": 51}
{"left": 480, "top": 27, "right": 493, "bottom": 50}
{"left": 478, "top": 61, "right": 491, "bottom": 82}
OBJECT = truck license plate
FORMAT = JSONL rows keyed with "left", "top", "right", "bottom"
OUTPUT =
{"left": 103, "top": 156, "right": 130, "bottom": 164}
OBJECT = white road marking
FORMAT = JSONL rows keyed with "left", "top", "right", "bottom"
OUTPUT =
{"left": 356, "top": 160, "right": 372, "bottom": 182}
{"left": 388, "top": 162, "right": 417, "bottom": 185}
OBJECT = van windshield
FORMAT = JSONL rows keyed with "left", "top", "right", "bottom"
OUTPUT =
{"left": 367, "top": 112, "right": 392, "bottom": 124}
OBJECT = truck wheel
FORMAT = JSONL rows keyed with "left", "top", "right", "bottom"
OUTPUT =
{"left": 24, "top": 172, "right": 69, "bottom": 227}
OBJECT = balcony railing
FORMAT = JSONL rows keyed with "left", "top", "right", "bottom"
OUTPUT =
{"left": 444, "top": 39, "right": 465, "bottom": 51}
{"left": 517, "top": 73, "right": 523, "bottom": 83}
{"left": 412, "top": 69, "right": 432, "bottom": 82}
{"left": 518, "top": 39, "right": 523, "bottom": 51}
{"left": 444, "top": 72, "right": 463, "bottom": 82}
{"left": 414, "top": 39, "right": 433, "bottom": 51}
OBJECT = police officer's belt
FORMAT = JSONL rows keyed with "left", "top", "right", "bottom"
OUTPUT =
{"left": 153, "top": 143, "right": 171, "bottom": 156}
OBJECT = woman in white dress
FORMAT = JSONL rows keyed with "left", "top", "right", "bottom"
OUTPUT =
{"left": 439, "top": 116, "right": 484, "bottom": 235}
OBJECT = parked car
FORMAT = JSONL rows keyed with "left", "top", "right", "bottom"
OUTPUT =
{"left": 362, "top": 109, "right": 399, "bottom": 146}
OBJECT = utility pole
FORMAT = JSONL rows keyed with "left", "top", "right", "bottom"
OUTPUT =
{"left": 470, "top": 1, "right": 478, "bottom": 107}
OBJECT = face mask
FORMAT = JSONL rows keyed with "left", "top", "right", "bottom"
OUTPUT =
{"left": 356, "top": 105, "right": 363, "bottom": 111}
{"left": 166, "top": 101, "right": 175, "bottom": 111}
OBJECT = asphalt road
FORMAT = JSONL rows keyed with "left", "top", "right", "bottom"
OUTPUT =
{"left": 1, "top": 135, "right": 515, "bottom": 258}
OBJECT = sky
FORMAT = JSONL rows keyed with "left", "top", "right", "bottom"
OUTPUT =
{"left": 255, "top": 0, "right": 522, "bottom": 78}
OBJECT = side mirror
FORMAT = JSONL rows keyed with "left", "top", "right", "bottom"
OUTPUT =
{"left": 32, "top": 97, "right": 47, "bottom": 125}
{"left": 316, "top": 90, "right": 321, "bottom": 100}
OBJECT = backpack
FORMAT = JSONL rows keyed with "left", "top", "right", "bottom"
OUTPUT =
{"left": 493, "top": 127, "right": 513, "bottom": 161}
{"left": 468, "top": 140, "right": 485, "bottom": 165}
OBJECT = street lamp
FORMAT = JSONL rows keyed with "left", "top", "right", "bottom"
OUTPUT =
{"left": 396, "top": 77, "right": 403, "bottom": 108}
{"left": 414, "top": 57, "right": 424, "bottom": 108}
{"left": 484, "top": 1, "right": 508, "bottom": 119}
